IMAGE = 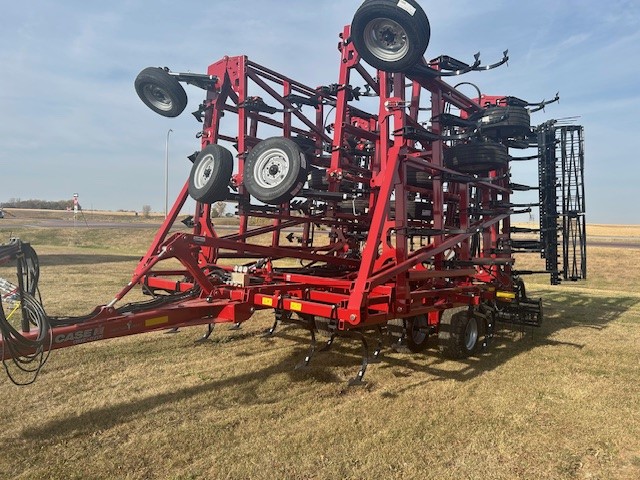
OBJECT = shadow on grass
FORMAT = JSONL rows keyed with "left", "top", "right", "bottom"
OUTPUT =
{"left": 38, "top": 253, "right": 141, "bottom": 266}
{"left": 373, "top": 290, "right": 639, "bottom": 385}
{"left": 16, "top": 290, "right": 638, "bottom": 441}
{"left": 18, "top": 338, "right": 342, "bottom": 441}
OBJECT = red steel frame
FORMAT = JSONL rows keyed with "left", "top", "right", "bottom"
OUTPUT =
{"left": 2, "top": 26, "right": 519, "bottom": 358}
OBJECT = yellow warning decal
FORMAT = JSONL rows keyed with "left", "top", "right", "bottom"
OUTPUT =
{"left": 262, "top": 297, "right": 273, "bottom": 307}
{"left": 496, "top": 291, "right": 516, "bottom": 300}
{"left": 145, "top": 316, "right": 169, "bottom": 327}
{"left": 290, "top": 301, "right": 302, "bottom": 311}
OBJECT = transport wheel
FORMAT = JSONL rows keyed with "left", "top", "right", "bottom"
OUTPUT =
{"left": 406, "top": 314, "right": 429, "bottom": 353}
{"left": 244, "top": 137, "right": 309, "bottom": 205}
{"left": 444, "top": 142, "right": 510, "bottom": 174}
{"left": 474, "top": 105, "right": 531, "bottom": 138}
{"left": 134, "top": 67, "right": 187, "bottom": 117}
{"left": 351, "top": 0, "right": 431, "bottom": 72}
{"left": 188, "top": 144, "right": 233, "bottom": 203}
{"left": 438, "top": 308, "right": 481, "bottom": 359}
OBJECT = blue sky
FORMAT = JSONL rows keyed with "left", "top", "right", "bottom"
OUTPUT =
{"left": 0, "top": 0, "right": 638, "bottom": 223}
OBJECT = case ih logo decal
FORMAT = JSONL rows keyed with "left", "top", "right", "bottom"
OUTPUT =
{"left": 54, "top": 327, "right": 105, "bottom": 345}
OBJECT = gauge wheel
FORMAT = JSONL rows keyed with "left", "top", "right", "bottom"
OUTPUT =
{"left": 243, "top": 137, "right": 309, "bottom": 205}
{"left": 438, "top": 308, "right": 481, "bottom": 359}
{"left": 405, "top": 314, "right": 429, "bottom": 353}
{"left": 134, "top": 67, "right": 187, "bottom": 117}
{"left": 188, "top": 144, "right": 233, "bottom": 203}
{"left": 351, "top": 0, "right": 431, "bottom": 72}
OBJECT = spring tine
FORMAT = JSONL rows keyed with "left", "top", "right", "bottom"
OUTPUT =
{"left": 262, "top": 317, "right": 279, "bottom": 338}
{"left": 294, "top": 327, "right": 317, "bottom": 370}
{"left": 347, "top": 331, "right": 369, "bottom": 386}
{"left": 194, "top": 323, "right": 215, "bottom": 343}
{"left": 391, "top": 320, "right": 411, "bottom": 353}
{"left": 369, "top": 326, "right": 384, "bottom": 364}
{"left": 319, "top": 334, "right": 336, "bottom": 352}
{"left": 164, "top": 327, "right": 180, "bottom": 334}
{"left": 228, "top": 322, "right": 242, "bottom": 330}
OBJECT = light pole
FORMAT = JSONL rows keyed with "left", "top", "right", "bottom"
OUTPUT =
{"left": 165, "top": 128, "right": 173, "bottom": 218}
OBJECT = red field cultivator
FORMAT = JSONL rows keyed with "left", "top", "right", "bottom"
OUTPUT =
{"left": 1, "top": 0, "right": 586, "bottom": 385}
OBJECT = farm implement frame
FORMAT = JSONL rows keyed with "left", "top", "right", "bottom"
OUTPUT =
{"left": 1, "top": 0, "right": 585, "bottom": 385}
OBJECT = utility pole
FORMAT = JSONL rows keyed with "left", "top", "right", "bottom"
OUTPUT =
{"left": 165, "top": 128, "right": 173, "bottom": 218}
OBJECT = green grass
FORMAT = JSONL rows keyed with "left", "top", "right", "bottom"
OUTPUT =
{"left": 0, "top": 226, "right": 638, "bottom": 479}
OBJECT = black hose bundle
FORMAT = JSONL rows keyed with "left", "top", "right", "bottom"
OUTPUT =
{"left": 0, "top": 239, "right": 51, "bottom": 385}
{"left": 0, "top": 289, "right": 52, "bottom": 385}
{"left": 116, "top": 288, "right": 198, "bottom": 315}
{"left": 18, "top": 242, "right": 40, "bottom": 297}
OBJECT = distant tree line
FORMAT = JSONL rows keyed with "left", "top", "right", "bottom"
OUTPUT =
{"left": 1, "top": 198, "right": 231, "bottom": 215}
{"left": 1, "top": 198, "right": 72, "bottom": 210}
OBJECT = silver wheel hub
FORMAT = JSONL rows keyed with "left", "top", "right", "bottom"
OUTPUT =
{"left": 253, "top": 148, "right": 290, "bottom": 189}
{"left": 364, "top": 18, "right": 409, "bottom": 62}
{"left": 194, "top": 155, "right": 215, "bottom": 189}
{"left": 143, "top": 84, "right": 172, "bottom": 111}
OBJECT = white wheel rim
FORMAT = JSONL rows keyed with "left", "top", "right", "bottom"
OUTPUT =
{"left": 142, "top": 83, "right": 173, "bottom": 111}
{"left": 465, "top": 317, "right": 478, "bottom": 351}
{"left": 253, "top": 148, "right": 290, "bottom": 189}
{"left": 194, "top": 154, "right": 215, "bottom": 189}
{"left": 363, "top": 18, "right": 410, "bottom": 62}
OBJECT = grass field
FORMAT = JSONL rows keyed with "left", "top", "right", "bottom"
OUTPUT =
{"left": 0, "top": 222, "right": 639, "bottom": 479}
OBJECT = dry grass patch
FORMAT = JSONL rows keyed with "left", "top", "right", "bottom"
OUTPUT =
{"left": 587, "top": 224, "right": 640, "bottom": 239}
{"left": 0, "top": 226, "right": 639, "bottom": 479}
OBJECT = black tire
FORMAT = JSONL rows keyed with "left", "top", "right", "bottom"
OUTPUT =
{"left": 338, "top": 198, "right": 370, "bottom": 215}
{"left": 292, "top": 135, "right": 317, "bottom": 156}
{"left": 308, "top": 168, "right": 327, "bottom": 190}
{"left": 474, "top": 105, "right": 531, "bottom": 138}
{"left": 444, "top": 142, "right": 510, "bottom": 174}
{"left": 406, "top": 314, "right": 429, "bottom": 353}
{"left": 134, "top": 67, "right": 188, "bottom": 117}
{"left": 351, "top": 0, "right": 431, "bottom": 72}
{"left": 390, "top": 200, "right": 432, "bottom": 220}
{"left": 244, "top": 137, "right": 309, "bottom": 205}
{"left": 438, "top": 308, "right": 481, "bottom": 359}
{"left": 406, "top": 167, "right": 432, "bottom": 188}
{"left": 407, "top": 200, "right": 432, "bottom": 220}
{"left": 188, "top": 144, "right": 233, "bottom": 203}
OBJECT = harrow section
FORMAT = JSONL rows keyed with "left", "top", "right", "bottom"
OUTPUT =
{"left": 537, "top": 123, "right": 587, "bottom": 284}
{"left": 1, "top": 0, "right": 586, "bottom": 385}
